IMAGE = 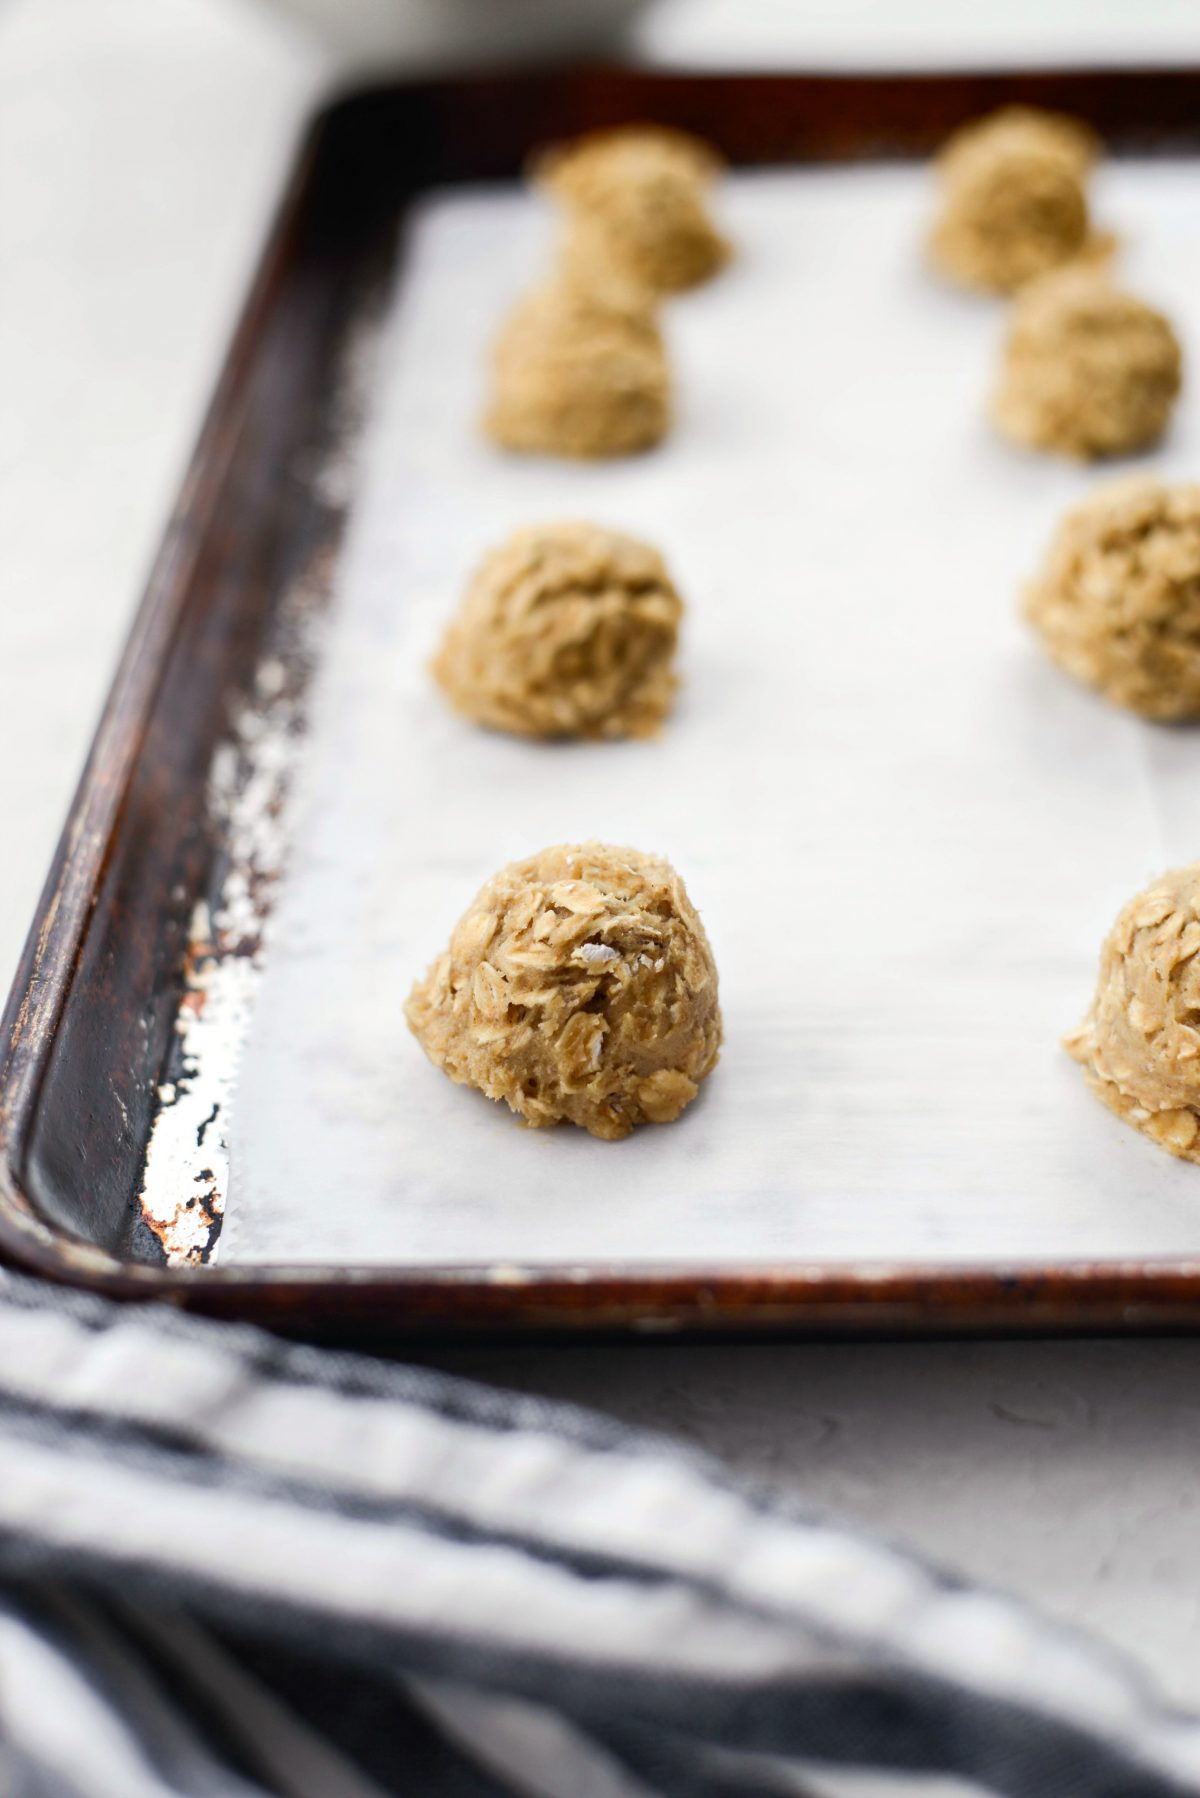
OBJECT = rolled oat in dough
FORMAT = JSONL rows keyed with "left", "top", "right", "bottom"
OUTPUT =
{"left": 484, "top": 272, "right": 671, "bottom": 459}
{"left": 432, "top": 522, "right": 683, "bottom": 740}
{"left": 538, "top": 124, "right": 729, "bottom": 296}
{"left": 405, "top": 843, "right": 722, "bottom": 1140}
{"left": 928, "top": 107, "right": 1099, "bottom": 295}
{"left": 1023, "top": 479, "right": 1200, "bottom": 720}
{"left": 992, "top": 266, "right": 1182, "bottom": 459}
{"left": 1067, "top": 865, "right": 1200, "bottom": 1163}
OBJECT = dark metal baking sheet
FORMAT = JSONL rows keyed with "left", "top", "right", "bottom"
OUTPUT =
{"left": 5, "top": 67, "right": 1200, "bottom": 1336}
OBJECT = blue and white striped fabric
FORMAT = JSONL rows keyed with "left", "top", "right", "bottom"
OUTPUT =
{"left": 0, "top": 1268, "right": 1198, "bottom": 1798}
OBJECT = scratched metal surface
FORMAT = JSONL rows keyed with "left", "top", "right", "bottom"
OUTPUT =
{"left": 153, "top": 158, "right": 1200, "bottom": 1269}
{"left": 134, "top": 315, "right": 378, "bottom": 1265}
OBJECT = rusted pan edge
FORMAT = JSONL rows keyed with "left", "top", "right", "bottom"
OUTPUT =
{"left": 323, "top": 63, "right": 1200, "bottom": 186}
{"left": 9, "top": 1206, "right": 1200, "bottom": 1337}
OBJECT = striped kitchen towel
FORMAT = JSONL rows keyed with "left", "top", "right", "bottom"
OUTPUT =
{"left": 0, "top": 1267, "right": 1197, "bottom": 1798}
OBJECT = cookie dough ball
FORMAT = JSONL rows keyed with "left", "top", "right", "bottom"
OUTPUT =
{"left": 938, "top": 106, "right": 1099, "bottom": 185}
{"left": 1024, "top": 480, "right": 1200, "bottom": 719}
{"left": 1066, "top": 865, "right": 1200, "bottom": 1162}
{"left": 485, "top": 274, "right": 671, "bottom": 459}
{"left": 929, "top": 106, "right": 1099, "bottom": 294}
{"left": 539, "top": 125, "right": 729, "bottom": 295}
{"left": 433, "top": 523, "right": 683, "bottom": 741}
{"left": 405, "top": 843, "right": 722, "bottom": 1140}
{"left": 992, "top": 268, "right": 1182, "bottom": 458}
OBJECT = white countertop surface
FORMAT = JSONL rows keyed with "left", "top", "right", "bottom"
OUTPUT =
{"left": 5, "top": 0, "right": 1200, "bottom": 1715}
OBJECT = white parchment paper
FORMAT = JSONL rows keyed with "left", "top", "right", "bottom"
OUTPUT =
{"left": 222, "top": 161, "right": 1200, "bottom": 1267}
